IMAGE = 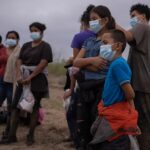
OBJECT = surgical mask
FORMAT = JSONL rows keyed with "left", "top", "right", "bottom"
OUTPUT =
{"left": 100, "top": 44, "right": 116, "bottom": 61}
{"left": 89, "top": 19, "right": 103, "bottom": 33}
{"left": 30, "top": 32, "right": 41, "bottom": 41}
{"left": 130, "top": 17, "right": 139, "bottom": 27}
{"left": 5, "top": 39, "right": 17, "bottom": 47}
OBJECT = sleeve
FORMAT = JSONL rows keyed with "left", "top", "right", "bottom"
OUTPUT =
{"left": 18, "top": 43, "right": 27, "bottom": 60}
{"left": 0, "top": 48, "right": 7, "bottom": 63}
{"left": 41, "top": 43, "right": 53, "bottom": 63}
{"left": 129, "top": 23, "right": 147, "bottom": 45}
{"left": 112, "top": 61, "right": 131, "bottom": 86}
{"left": 82, "top": 38, "right": 90, "bottom": 51}
{"left": 71, "top": 34, "right": 81, "bottom": 49}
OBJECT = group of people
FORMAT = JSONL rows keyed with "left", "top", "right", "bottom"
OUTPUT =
{"left": 0, "top": 2, "right": 150, "bottom": 150}
{"left": 63, "top": 3, "right": 150, "bottom": 150}
{"left": 0, "top": 22, "right": 53, "bottom": 145}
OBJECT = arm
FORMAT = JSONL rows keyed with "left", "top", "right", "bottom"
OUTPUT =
{"left": 73, "top": 48, "right": 80, "bottom": 59}
{"left": 121, "top": 83, "right": 135, "bottom": 107}
{"left": 74, "top": 48, "right": 107, "bottom": 69}
{"left": 22, "top": 59, "right": 48, "bottom": 84}
{"left": 116, "top": 24, "right": 134, "bottom": 42}
{"left": 16, "top": 59, "right": 22, "bottom": 83}
{"left": 0, "top": 52, "right": 7, "bottom": 63}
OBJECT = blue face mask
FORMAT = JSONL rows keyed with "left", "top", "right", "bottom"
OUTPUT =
{"left": 130, "top": 17, "right": 139, "bottom": 27}
{"left": 5, "top": 39, "right": 17, "bottom": 47}
{"left": 100, "top": 44, "right": 116, "bottom": 61}
{"left": 89, "top": 19, "right": 103, "bottom": 33}
{"left": 30, "top": 32, "right": 41, "bottom": 41}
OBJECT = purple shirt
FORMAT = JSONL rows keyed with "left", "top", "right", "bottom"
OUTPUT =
{"left": 71, "top": 30, "right": 96, "bottom": 49}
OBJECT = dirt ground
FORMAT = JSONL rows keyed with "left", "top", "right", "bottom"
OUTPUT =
{"left": 0, "top": 75, "right": 75, "bottom": 150}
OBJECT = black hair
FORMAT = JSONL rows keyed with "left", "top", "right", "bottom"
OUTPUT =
{"left": 80, "top": 4, "right": 95, "bottom": 26}
{"left": 91, "top": 5, "right": 116, "bottom": 30}
{"left": 130, "top": 3, "right": 150, "bottom": 21}
{"left": 0, "top": 35, "right": 2, "bottom": 43}
{"left": 6, "top": 31, "right": 20, "bottom": 40}
{"left": 108, "top": 29, "right": 127, "bottom": 52}
{"left": 29, "top": 22, "right": 46, "bottom": 32}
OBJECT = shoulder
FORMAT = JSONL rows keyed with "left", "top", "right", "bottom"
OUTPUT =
{"left": 111, "top": 57, "right": 130, "bottom": 71}
{"left": 41, "top": 41, "right": 52, "bottom": 49}
{"left": 130, "top": 23, "right": 149, "bottom": 33}
{"left": 84, "top": 36, "right": 97, "bottom": 43}
{"left": 22, "top": 42, "right": 31, "bottom": 48}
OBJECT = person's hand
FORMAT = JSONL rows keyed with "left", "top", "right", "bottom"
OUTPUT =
{"left": 63, "top": 89, "right": 72, "bottom": 100}
{"left": 21, "top": 76, "right": 32, "bottom": 85}
{"left": 91, "top": 56, "right": 108, "bottom": 69}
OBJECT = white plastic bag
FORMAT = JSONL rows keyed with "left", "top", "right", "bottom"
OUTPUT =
{"left": 18, "top": 86, "right": 35, "bottom": 113}
{"left": 129, "top": 135, "right": 140, "bottom": 150}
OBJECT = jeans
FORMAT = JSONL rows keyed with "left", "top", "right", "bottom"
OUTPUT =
{"left": 0, "top": 77, "right": 13, "bottom": 133}
{"left": 66, "top": 92, "right": 79, "bottom": 148}
{"left": 0, "top": 77, "right": 13, "bottom": 110}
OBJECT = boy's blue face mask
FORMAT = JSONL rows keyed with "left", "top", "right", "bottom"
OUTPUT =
{"left": 100, "top": 44, "right": 116, "bottom": 61}
{"left": 89, "top": 19, "right": 103, "bottom": 33}
{"left": 130, "top": 17, "right": 140, "bottom": 27}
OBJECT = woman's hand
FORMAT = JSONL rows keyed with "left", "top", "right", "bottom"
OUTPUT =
{"left": 91, "top": 56, "right": 108, "bottom": 69}
{"left": 21, "top": 76, "right": 32, "bottom": 85}
{"left": 63, "top": 89, "right": 72, "bottom": 100}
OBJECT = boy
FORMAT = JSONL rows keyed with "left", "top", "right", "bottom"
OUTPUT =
{"left": 90, "top": 30, "right": 139, "bottom": 150}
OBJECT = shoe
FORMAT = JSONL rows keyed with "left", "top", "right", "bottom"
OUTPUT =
{"left": 26, "top": 134, "right": 35, "bottom": 146}
{"left": 0, "top": 136, "right": 17, "bottom": 144}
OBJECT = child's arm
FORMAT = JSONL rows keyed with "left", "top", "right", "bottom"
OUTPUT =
{"left": 121, "top": 83, "right": 135, "bottom": 108}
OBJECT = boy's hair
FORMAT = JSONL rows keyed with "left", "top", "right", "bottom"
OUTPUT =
{"left": 0, "top": 35, "right": 2, "bottom": 43}
{"left": 108, "top": 29, "right": 127, "bottom": 52}
{"left": 130, "top": 3, "right": 150, "bottom": 21}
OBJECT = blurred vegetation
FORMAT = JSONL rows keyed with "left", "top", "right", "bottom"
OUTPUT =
{"left": 48, "top": 61, "right": 66, "bottom": 76}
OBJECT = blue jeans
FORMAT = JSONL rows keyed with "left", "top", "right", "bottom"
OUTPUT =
{"left": 66, "top": 92, "right": 80, "bottom": 148}
{"left": 0, "top": 77, "right": 13, "bottom": 133}
{"left": 0, "top": 77, "right": 13, "bottom": 111}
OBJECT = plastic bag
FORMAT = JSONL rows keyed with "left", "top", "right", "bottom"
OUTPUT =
{"left": 129, "top": 135, "right": 140, "bottom": 150}
{"left": 18, "top": 86, "right": 35, "bottom": 113}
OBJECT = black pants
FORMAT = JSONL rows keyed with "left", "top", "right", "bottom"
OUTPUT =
{"left": 91, "top": 135, "right": 130, "bottom": 150}
{"left": 9, "top": 85, "right": 44, "bottom": 139}
{"left": 76, "top": 83, "right": 104, "bottom": 149}
{"left": 134, "top": 92, "right": 150, "bottom": 150}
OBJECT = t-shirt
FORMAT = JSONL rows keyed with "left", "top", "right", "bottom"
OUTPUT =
{"left": 82, "top": 37, "right": 108, "bottom": 80}
{"left": 102, "top": 57, "right": 131, "bottom": 107}
{"left": 128, "top": 23, "right": 150, "bottom": 93}
{"left": 19, "top": 41, "right": 53, "bottom": 92}
{"left": 71, "top": 30, "right": 96, "bottom": 49}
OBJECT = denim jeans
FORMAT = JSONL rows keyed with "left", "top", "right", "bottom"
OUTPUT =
{"left": 66, "top": 92, "right": 80, "bottom": 148}
{"left": 0, "top": 77, "right": 13, "bottom": 111}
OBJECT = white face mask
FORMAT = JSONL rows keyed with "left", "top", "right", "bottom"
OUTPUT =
{"left": 30, "top": 32, "right": 41, "bottom": 41}
{"left": 5, "top": 39, "right": 17, "bottom": 47}
{"left": 100, "top": 44, "right": 116, "bottom": 61}
{"left": 130, "top": 17, "right": 140, "bottom": 27}
{"left": 89, "top": 19, "right": 103, "bottom": 33}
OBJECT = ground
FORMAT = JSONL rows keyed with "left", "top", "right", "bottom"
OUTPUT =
{"left": 0, "top": 75, "right": 75, "bottom": 150}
